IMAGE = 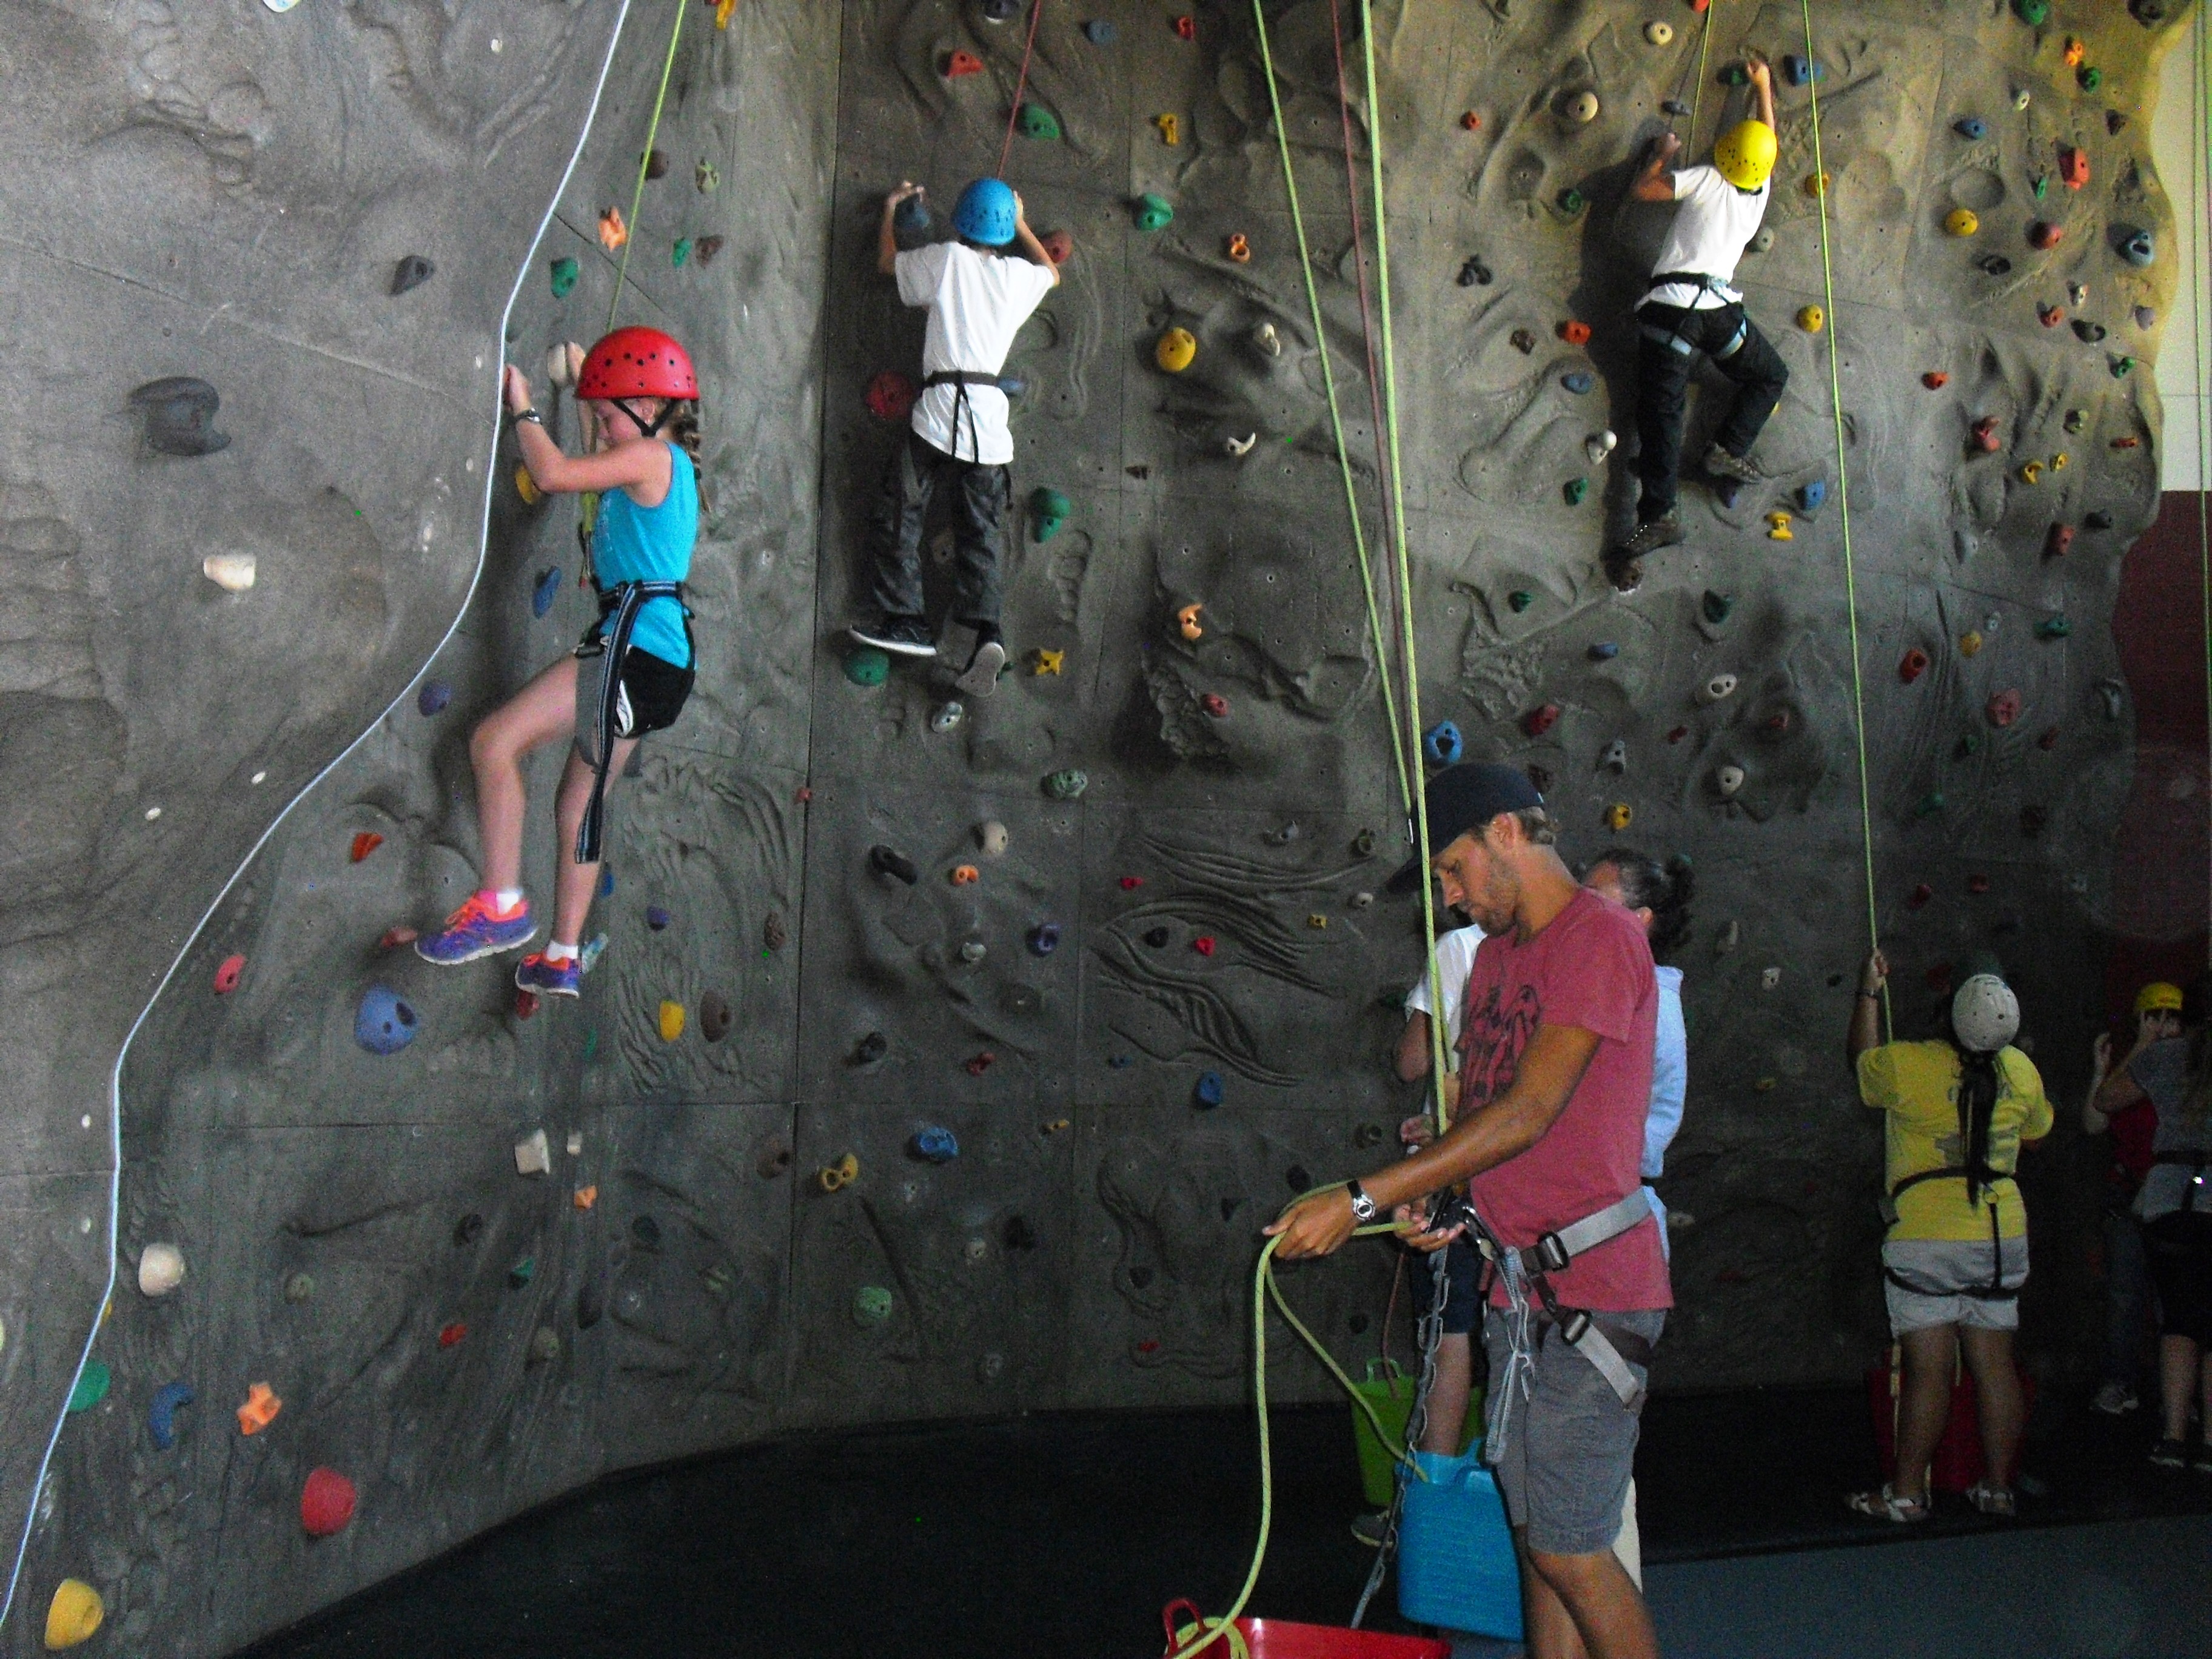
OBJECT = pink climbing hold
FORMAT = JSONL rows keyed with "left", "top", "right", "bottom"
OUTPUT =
{"left": 1524, "top": 703, "right": 1561, "bottom": 737}
{"left": 1666, "top": 726, "right": 1689, "bottom": 744}
{"left": 300, "top": 1468, "right": 357, "bottom": 1538}
{"left": 1986, "top": 688, "right": 2022, "bottom": 728}
{"left": 1193, "top": 936, "right": 1216, "bottom": 956}
{"left": 1039, "top": 229, "right": 1073, "bottom": 266}
{"left": 2045, "top": 523, "right": 2074, "bottom": 558}
{"left": 213, "top": 954, "right": 245, "bottom": 994}
{"left": 1967, "top": 873, "right": 1991, "bottom": 896}
{"left": 1119, "top": 876, "right": 1145, "bottom": 890}
{"left": 1200, "top": 693, "right": 1228, "bottom": 717}
{"left": 380, "top": 926, "right": 417, "bottom": 949}
{"left": 865, "top": 371, "right": 918, "bottom": 423}
{"left": 2059, "top": 146, "right": 2088, "bottom": 190}
{"left": 1971, "top": 416, "right": 2002, "bottom": 454}
{"left": 515, "top": 990, "right": 540, "bottom": 1020}
{"left": 2028, "top": 221, "right": 2063, "bottom": 250}
{"left": 965, "top": 1051, "right": 996, "bottom": 1076}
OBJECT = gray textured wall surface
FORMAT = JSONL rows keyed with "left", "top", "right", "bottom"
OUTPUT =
{"left": 0, "top": 0, "right": 2196, "bottom": 1651}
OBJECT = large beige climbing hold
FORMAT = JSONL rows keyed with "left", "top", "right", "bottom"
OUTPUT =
{"left": 138, "top": 1242, "right": 186, "bottom": 1297}
{"left": 514, "top": 1128, "right": 551, "bottom": 1177}
{"left": 1644, "top": 21, "right": 1674, "bottom": 45}
{"left": 1566, "top": 90, "right": 1600, "bottom": 124}
{"left": 203, "top": 554, "right": 256, "bottom": 591}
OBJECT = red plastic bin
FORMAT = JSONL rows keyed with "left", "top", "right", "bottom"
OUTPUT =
{"left": 1163, "top": 1601, "right": 1451, "bottom": 1659}
{"left": 1864, "top": 1347, "right": 2036, "bottom": 1495}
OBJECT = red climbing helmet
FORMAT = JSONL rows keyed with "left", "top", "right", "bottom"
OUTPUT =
{"left": 576, "top": 326, "right": 698, "bottom": 401}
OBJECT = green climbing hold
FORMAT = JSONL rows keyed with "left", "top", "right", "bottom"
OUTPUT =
{"left": 2035, "top": 615, "right": 2071, "bottom": 639}
{"left": 1032, "top": 487, "right": 1071, "bottom": 542}
{"left": 67, "top": 1360, "right": 111, "bottom": 1414}
{"left": 582, "top": 1030, "right": 598, "bottom": 1061}
{"left": 1563, "top": 477, "right": 1589, "bottom": 506}
{"left": 1508, "top": 590, "right": 1533, "bottom": 612}
{"left": 1701, "top": 590, "right": 1735, "bottom": 625}
{"left": 1721, "top": 64, "right": 1749, "bottom": 87}
{"left": 1959, "top": 732, "right": 1983, "bottom": 756}
{"left": 508, "top": 1256, "right": 536, "bottom": 1288}
{"left": 1017, "top": 102, "right": 1061, "bottom": 141}
{"left": 1043, "top": 768, "right": 1088, "bottom": 800}
{"left": 2077, "top": 67, "right": 2101, "bottom": 92}
{"left": 845, "top": 646, "right": 890, "bottom": 687}
{"left": 2110, "top": 354, "right": 2136, "bottom": 378}
{"left": 549, "top": 256, "right": 578, "bottom": 299}
{"left": 2014, "top": 0, "right": 2048, "bottom": 25}
{"left": 1134, "top": 192, "right": 1175, "bottom": 233}
{"left": 2031, "top": 173, "right": 2048, "bottom": 200}
{"left": 853, "top": 1284, "right": 894, "bottom": 1326}
{"left": 1557, "top": 187, "right": 1586, "bottom": 215}
{"left": 672, "top": 238, "right": 692, "bottom": 267}
{"left": 1914, "top": 791, "right": 1946, "bottom": 818}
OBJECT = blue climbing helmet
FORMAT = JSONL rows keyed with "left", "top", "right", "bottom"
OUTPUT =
{"left": 953, "top": 176, "right": 1019, "bottom": 247}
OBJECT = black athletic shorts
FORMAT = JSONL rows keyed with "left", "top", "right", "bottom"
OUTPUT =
{"left": 573, "top": 639, "right": 693, "bottom": 763}
{"left": 2147, "top": 1210, "right": 2212, "bottom": 1346}
{"left": 1415, "top": 1235, "right": 1482, "bottom": 1336}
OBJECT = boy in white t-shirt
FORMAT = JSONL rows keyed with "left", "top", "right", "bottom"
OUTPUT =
{"left": 850, "top": 176, "right": 1060, "bottom": 697}
{"left": 1609, "top": 52, "right": 1788, "bottom": 592}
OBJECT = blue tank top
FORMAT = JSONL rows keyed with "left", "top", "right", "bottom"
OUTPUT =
{"left": 592, "top": 443, "right": 697, "bottom": 668}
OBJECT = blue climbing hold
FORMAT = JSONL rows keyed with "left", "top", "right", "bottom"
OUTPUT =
{"left": 1083, "top": 18, "right": 1117, "bottom": 44}
{"left": 645, "top": 905, "right": 672, "bottom": 931}
{"left": 911, "top": 1127, "right": 960, "bottom": 1164}
{"left": 532, "top": 566, "right": 561, "bottom": 618}
{"left": 1194, "top": 1071, "right": 1225, "bottom": 1109}
{"left": 1589, "top": 641, "right": 1620, "bottom": 661}
{"left": 1561, "top": 371, "right": 1595, "bottom": 395}
{"left": 1798, "top": 478, "right": 1828, "bottom": 511}
{"left": 418, "top": 680, "right": 451, "bottom": 717}
{"left": 1781, "top": 53, "right": 1818, "bottom": 86}
{"left": 2119, "top": 229, "right": 2156, "bottom": 268}
{"left": 599, "top": 868, "right": 615, "bottom": 898}
{"left": 1108, "top": 1054, "right": 1133, "bottom": 1070}
{"left": 1422, "top": 720, "right": 1464, "bottom": 766}
{"left": 149, "top": 1381, "right": 195, "bottom": 1450}
{"left": 1954, "top": 116, "right": 1987, "bottom": 139}
{"left": 1028, "top": 923, "right": 1062, "bottom": 956}
{"left": 355, "top": 984, "right": 418, "bottom": 1054}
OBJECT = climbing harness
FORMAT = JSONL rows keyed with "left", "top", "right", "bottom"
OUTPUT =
{"left": 1637, "top": 272, "right": 1751, "bottom": 360}
{"left": 574, "top": 578, "right": 692, "bottom": 865}
{"left": 1795, "top": 0, "right": 1888, "bottom": 1038}
{"left": 920, "top": 369, "right": 1004, "bottom": 464}
{"left": 1879, "top": 1177, "right": 2023, "bottom": 1303}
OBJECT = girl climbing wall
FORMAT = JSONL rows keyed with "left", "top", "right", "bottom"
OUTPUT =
{"left": 415, "top": 327, "right": 703, "bottom": 999}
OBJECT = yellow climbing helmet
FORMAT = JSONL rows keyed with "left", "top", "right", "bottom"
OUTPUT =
{"left": 2135, "top": 981, "right": 2185, "bottom": 1016}
{"left": 1712, "top": 119, "right": 1777, "bottom": 192}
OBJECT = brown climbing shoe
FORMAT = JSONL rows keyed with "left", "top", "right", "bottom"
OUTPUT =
{"left": 1603, "top": 552, "right": 1644, "bottom": 594}
{"left": 1701, "top": 443, "right": 1766, "bottom": 484}
{"left": 1614, "top": 514, "right": 1683, "bottom": 561}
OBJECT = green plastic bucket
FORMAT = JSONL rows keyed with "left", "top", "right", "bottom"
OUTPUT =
{"left": 1349, "top": 1359, "right": 1483, "bottom": 1505}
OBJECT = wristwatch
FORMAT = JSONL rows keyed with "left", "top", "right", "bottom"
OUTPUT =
{"left": 513, "top": 407, "right": 545, "bottom": 426}
{"left": 1346, "top": 1180, "right": 1378, "bottom": 1224}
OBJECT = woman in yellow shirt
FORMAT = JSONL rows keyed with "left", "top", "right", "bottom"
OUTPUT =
{"left": 1843, "top": 953, "right": 2053, "bottom": 1521}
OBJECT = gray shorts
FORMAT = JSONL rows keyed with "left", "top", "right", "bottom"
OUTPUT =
{"left": 1481, "top": 1306, "right": 1664, "bottom": 1557}
{"left": 1882, "top": 1235, "right": 2028, "bottom": 1334}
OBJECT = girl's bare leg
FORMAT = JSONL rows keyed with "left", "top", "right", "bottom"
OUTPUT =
{"left": 467, "top": 657, "right": 579, "bottom": 893}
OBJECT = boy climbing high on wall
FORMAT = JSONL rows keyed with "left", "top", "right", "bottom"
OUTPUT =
{"left": 848, "top": 176, "right": 1060, "bottom": 697}
{"left": 1609, "top": 51, "right": 1788, "bottom": 593}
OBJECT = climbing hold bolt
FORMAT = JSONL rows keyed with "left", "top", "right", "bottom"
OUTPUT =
{"left": 45, "top": 1581, "right": 104, "bottom": 1650}
{"left": 130, "top": 377, "right": 229, "bottom": 456}
{"left": 1899, "top": 648, "right": 1930, "bottom": 684}
{"left": 1155, "top": 327, "right": 1197, "bottom": 373}
{"left": 237, "top": 1382, "right": 283, "bottom": 1435}
{"left": 911, "top": 1127, "right": 960, "bottom": 1164}
{"left": 1766, "top": 511, "right": 1793, "bottom": 540}
{"left": 1524, "top": 703, "right": 1561, "bottom": 737}
{"left": 1133, "top": 193, "right": 1174, "bottom": 232}
{"left": 1155, "top": 113, "right": 1180, "bottom": 146}
{"left": 214, "top": 954, "right": 244, "bottom": 994}
{"left": 1604, "top": 803, "right": 1633, "bottom": 831}
{"left": 1953, "top": 117, "right": 1987, "bottom": 139}
{"left": 139, "top": 1242, "right": 186, "bottom": 1298}
{"left": 1796, "top": 305, "right": 1825, "bottom": 333}
{"left": 354, "top": 985, "right": 417, "bottom": 1055}
{"left": 1031, "top": 487, "right": 1071, "bottom": 542}
{"left": 1194, "top": 1072, "right": 1225, "bottom": 1108}
{"left": 1423, "top": 720, "right": 1464, "bottom": 766}
{"left": 1945, "top": 209, "right": 1979, "bottom": 238}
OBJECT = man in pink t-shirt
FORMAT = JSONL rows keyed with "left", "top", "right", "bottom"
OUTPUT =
{"left": 1270, "top": 763, "right": 1667, "bottom": 1659}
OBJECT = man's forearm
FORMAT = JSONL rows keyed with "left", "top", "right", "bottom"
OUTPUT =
{"left": 1358, "top": 1093, "right": 1549, "bottom": 1212}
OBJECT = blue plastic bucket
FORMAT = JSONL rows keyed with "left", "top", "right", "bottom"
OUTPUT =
{"left": 1395, "top": 1448, "right": 1522, "bottom": 1640}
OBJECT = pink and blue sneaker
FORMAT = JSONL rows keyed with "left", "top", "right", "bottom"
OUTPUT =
{"left": 415, "top": 891, "right": 536, "bottom": 965}
{"left": 514, "top": 952, "right": 581, "bottom": 998}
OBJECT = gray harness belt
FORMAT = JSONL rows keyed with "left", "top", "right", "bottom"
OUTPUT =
{"left": 575, "top": 578, "right": 687, "bottom": 865}
{"left": 1466, "top": 1188, "right": 1655, "bottom": 1456}
{"left": 1638, "top": 269, "right": 1748, "bottom": 358}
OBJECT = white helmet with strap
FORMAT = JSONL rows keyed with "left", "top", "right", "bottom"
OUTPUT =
{"left": 1951, "top": 974, "right": 2020, "bottom": 1054}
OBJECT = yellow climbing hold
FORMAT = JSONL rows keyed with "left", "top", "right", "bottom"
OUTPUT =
{"left": 1945, "top": 207, "right": 1980, "bottom": 237}
{"left": 1178, "top": 602, "right": 1205, "bottom": 641}
{"left": 515, "top": 466, "right": 542, "bottom": 506}
{"left": 1032, "top": 648, "right": 1065, "bottom": 675}
{"left": 817, "top": 1153, "right": 860, "bottom": 1193}
{"left": 45, "top": 1580, "right": 103, "bottom": 1650}
{"left": 597, "top": 206, "right": 628, "bottom": 251}
{"left": 1155, "top": 113, "right": 1180, "bottom": 146}
{"left": 1766, "top": 511, "right": 1794, "bottom": 541}
{"left": 1960, "top": 630, "right": 1984, "bottom": 657}
{"left": 1803, "top": 172, "right": 1830, "bottom": 198}
{"left": 2050, "top": 451, "right": 2069, "bottom": 472}
{"left": 1155, "top": 327, "right": 1197, "bottom": 374}
{"left": 1796, "top": 304, "right": 1825, "bottom": 333}
{"left": 658, "top": 1000, "right": 685, "bottom": 1041}
{"left": 1605, "top": 803, "right": 1633, "bottom": 831}
{"left": 1305, "top": 913, "right": 1329, "bottom": 930}
{"left": 2019, "top": 459, "right": 2043, "bottom": 485}
{"left": 714, "top": 0, "right": 737, "bottom": 26}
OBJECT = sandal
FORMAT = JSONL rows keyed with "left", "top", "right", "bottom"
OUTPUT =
{"left": 1846, "top": 1483, "right": 1931, "bottom": 1523}
{"left": 2150, "top": 1438, "right": 2188, "bottom": 1469}
{"left": 1964, "top": 1479, "right": 2016, "bottom": 1517}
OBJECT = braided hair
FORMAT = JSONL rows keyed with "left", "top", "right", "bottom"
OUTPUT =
{"left": 1586, "top": 848, "right": 1697, "bottom": 959}
{"left": 1950, "top": 1041, "right": 2003, "bottom": 1208}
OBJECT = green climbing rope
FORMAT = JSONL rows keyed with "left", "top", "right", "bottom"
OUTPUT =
{"left": 606, "top": 0, "right": 688, "bottom": 334}
{"left": 1796, "top": 0, "right": 1888, "bottom": 1039}
{"left": 1685, "top": 0, "right": 1721, "bottom": 147}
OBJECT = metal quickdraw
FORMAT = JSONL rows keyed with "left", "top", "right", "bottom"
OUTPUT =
{"left": 574, "top": 578, "right": 689, "bottom": 865}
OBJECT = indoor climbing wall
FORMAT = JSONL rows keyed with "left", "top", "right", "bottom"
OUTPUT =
{"left": 2, "top": 0, "right": 2197, "bottom": 1653}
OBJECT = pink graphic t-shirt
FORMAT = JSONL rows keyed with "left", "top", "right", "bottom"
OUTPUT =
{"left": 1460, "top": 886, "right": 1672, "bottom": 1312}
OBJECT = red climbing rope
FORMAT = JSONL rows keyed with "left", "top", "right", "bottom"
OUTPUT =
{"left": 996, "top": 0, "right": 1047, "bottom": 178}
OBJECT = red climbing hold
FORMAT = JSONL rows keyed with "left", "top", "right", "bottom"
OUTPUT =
{"left": 1039, "top": 229, "right": 1073, "bottom": 266}
{"left": 1967, "top": 874, "right": 1991, "bottom": 895}
{"left": 350, "top": 832, "right": 383, "bottom": 863}
{"left": 2028, "top": 221, "right": 2063, "bottom": 250}
{"left": 2037, "top": 303, "right": 2065, "bottom": 328}
{"left": 1193, "top": 936, "right": 1216, "bottom": 957}
{"left": 865, "top": 371, "right": 918, "bottom": 423}
{"left": 379, "top": 926, "right": 417, "bottom": 950}
{"left": 1136, "top": 1338, "right": 1162, "bottom": 1354}
{"left": 1899, "top": 648, "right": 1929, "bottom": 684}
{"left": 1666, "top": 726, "right": 1689, "bottom": 744}
{"left": 214, "top": 954, "right": 245, "bottom": 994}
{"left": 1922, "top": 372, "right": 1950, "bottom": 389}
{"left": 514, "top": 990, "right": 540, "bottom": 1020}
{"left": 796, "top": 786, "right": 813, "bottom": 803}
{"left": 965, "top": 1051, "right": 997, "bottom": 1077}
{"left": 2037, "top": 725, "right": 2060, "bottom": 750}
{"left": 1200, "top": 693, "right": 1228, "bottom": 717}
{"left": 943, "top": 49, "right": 984, "bottom": 78}
{"left": 1460, "top": 110, "right": 1482, "bottom": 130}
{"left": 1558, "top": 320, "right": 1592, "bottom": 345}
{"left": 1908, "top": 883, "right": 1933, "bottom": 910}
{"left": 301, "top": 1469, "right": 357, "bottom": 1538}
{"left": 438, "top": 1322, "right": 467, "bottom": 1348}
{"left": 1689, "top": 0, "right": 1710, "bottom": 12}
{"left": 1763, "top": 711, "right": 1792, "bottom": 734}
{"left": 1173, "top": 15, "right": 1196, "bottom": 40}
{"left": 1119, "top": 876, "right": 1145, "bottom": 890}
{"left": 1971, "top": 416, "right": 2002, "bottom": 454}
{"left": 2059, "top": 146, "right": 2089, "bottom": 190}
{"left": 2045, "top": 523, "right": 2075, "bottom": 558}
{"left": 1524, "top": 703, "right": 1561, "bottom": 737}
{"left": 1986, "top": 688, "right": 2022, "bottom": 728}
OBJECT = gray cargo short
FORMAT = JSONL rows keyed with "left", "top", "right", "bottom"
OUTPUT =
{"left": 1882, "top": 1235, "right": 2028, "bottom": 1334}
{"left": 1481, "top": 1306, "right": 1665, "bottom": 1557}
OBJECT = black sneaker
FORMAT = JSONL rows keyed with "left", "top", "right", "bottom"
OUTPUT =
{"left": 2150, "top": 1437, "right": 2188, "bottom": 1468}
{"left": 954, "top": 637, "right": 1007, "bottom": 699}
{"left": 1349, "top": 1510, "right": 1389, "bottom": 1547}
{"left": 849, "top": 614, "right": 936, "bottom": 657}
{"left": 1701, "top": 443, "right": 1765, "bottom": 484}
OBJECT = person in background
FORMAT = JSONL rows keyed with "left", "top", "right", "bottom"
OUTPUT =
{"left": 2090, "top": 978, "right": 2212, "bottom": 1471}
{"left": 1845, "top": 955, "right": 2051, "bottom": 1521}
{"left": 2083, "top": 982, "right": 2183, "bottom": 1416}
{"left": 1580, "top": 851, "right": 1695, "bottom": 1257}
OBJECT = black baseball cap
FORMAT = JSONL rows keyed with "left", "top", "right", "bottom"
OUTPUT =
{"left": 1386, "top": 763, "right": 1545, "bottom": 894}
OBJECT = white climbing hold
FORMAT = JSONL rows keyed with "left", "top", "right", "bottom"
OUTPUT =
{"left": 1567, "top": 90, "right": 1600, "bottom": 124}
{"left": 1585, "top": 430, "right": 1617, "bottom": 465}
{"left": 565, "top": 1130, "right": 583, "bottom": 1156}
{"left": 1761, "top": 966, "right": 1782, "bottom": 991}
{"left": 1645, "top": 21, "right": 1674, "bottom": 45}
{"left": 977, "top": 820, "right": 1010, "bottom": 857}
{"left": 1716, "top": 764, "right": 1745, "bottom": 797}
{"left": 138, "top": 1243, "right": 186, "bottom": 1298}
{"left": 144, "top": 806, "right": 161, "bottom": 820}
{"left": 251, "top": 771, "right": 266, "bottom": 784}
{"left": 959, "top": 940, "right": 987, "bottom": 964}
{"left": 514, "top": 1128, "right": 551, "bottom": 1178}
{"left": 1252, "top": 321, "right": 1282, "bottom": 358}
{"left": 1716, "top": 919, "right": 1741, "bottom": 954}
{"left": 1225, "top": 432, "right": 1257, "bottom": 457}
{"left": 2011, "top": 87, "right": 2031, "bottom": 112}
{"left": 1697, "top": 672, "right": 1739, "bottom": 706}
{"left": 930, "top": 702, "right": 964, "bottom": 734}
{"left": 203, "top": 554, "right": 256, "bottom": 591}
{"left": 1601, "top": 739, "right": 1629, "bottom": 774}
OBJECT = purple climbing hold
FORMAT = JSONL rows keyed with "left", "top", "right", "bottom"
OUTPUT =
{"left": 417, "top": 680, "right": 451, "bottom": 717}
{"left": 1029, "top": 923, "right": 1062, "bottom": 956}
{"left": 354, "top": 985, "right": 418, "bottom": 1054}
{"left": 149, "top": 1381, "right": 195, "bottom": 1450}
{"left": 645, "top": 905, "right": 672, "bottom": 931}
{"left": 532, "top": 567, "right": 561, "bottom": 618}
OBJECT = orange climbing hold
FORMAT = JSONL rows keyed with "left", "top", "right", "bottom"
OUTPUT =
{"left": 951, "top": 864, "right": 980, "bottom": 885}
{"left": 1922, "top": 372, "right": 1949, "bottom": 389}
{"left": 236, "top": 1382, "right": 282, "bottom": 1435}
{"left": 2111, "top": 435, "right": 2140, "bottom": 449}
{"left": 573, "top": 1185, "right": 598, "bottom": 1211}
{"left": 1558, "top": 320, "right": 1592, "bottom": 345}
{"left": 1225, "top": 233, "right": 1251, "bottom": 263}
{"left": 943, "top": 49, "right": 984, "bottom": 78}
{"left": 2063, "top": 36, "right": 2086, "bottom": 69}
{"left": 350, "top": 832, "right": 383, "bottom": 863}
{"left": 1460, "top": 110, "right": 1482, "bottom": 130}
{"left": 2059, "top": 146, "right": 2088, "bottom": 190}
{"left": 1178, "top": 603, "right": 1205, "bottom": 641}
{"left": 597, "top": 206, "right": 628, "bottom": 251}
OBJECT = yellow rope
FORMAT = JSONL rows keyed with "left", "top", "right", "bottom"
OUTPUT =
{"left": 1685, "top": 0, "right": 1720, "bottom": 144}
{"left": 1795, "top": 0, "right": 1888, "bottom": 1037}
